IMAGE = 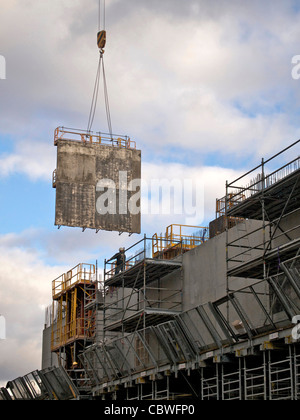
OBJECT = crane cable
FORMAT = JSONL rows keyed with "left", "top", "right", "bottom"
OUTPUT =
{"left": 87, "top": 54, "right": 101, "bottom": 133}
{"left": 87, "top": 0, "right": 113, "bottom": 140}
{"left": 102, "top": 58, "right": 113, "bottom": 139}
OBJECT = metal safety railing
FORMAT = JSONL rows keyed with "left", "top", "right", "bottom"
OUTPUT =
{"left": 54, "top": 126, "right": 136, "bottom": 149}
{"left": 3, "top": 367, "right": 79, "bottom": 400}
{"left": 221, "top": 140, "right": 300, "bottom": 215}
{"left": 104, "top": 226, "right": 208, "bottom": 281}
{"left": 51, "top": 318, "right": 86, "bottom": 350}
{"left": 152, "top": 224, "right": 209, "bottom": 258}
{"left": 52, "top": 263, "right": 95, "bottom": 299}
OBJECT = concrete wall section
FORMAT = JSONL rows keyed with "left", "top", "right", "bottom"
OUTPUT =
{"left": 54, "top": 140, "right": 141, "bottom": 234}
{"left": 41, "top": 326, "right": 60, "bottom": 370}
{"left": 272, "top": 209, "right": 300, "bottom": 248}
{"left": 182, "top": 219, "right": 264, "bottom": 311}
{"left": 182, "top": 231, "right": 227, "bottom": 311}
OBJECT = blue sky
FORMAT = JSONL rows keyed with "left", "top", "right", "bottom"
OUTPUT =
{"left": 1, "top": 0, "right": 300, "bottom": 385}
{"left": 0, "top": 174, "right": 54, "bottom": 233}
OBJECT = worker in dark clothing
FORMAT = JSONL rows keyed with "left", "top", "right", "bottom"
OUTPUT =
{"left": 108, "top": 247, "right": 126, "bottom": 275}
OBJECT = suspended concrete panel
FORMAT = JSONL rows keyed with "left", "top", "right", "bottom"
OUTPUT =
{"left": 54, "top": 137, "right": 141, "bottom": 234}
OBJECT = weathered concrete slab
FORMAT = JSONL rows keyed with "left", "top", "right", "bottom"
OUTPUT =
{"left": 54, "top": 140, "right": 141, "bottom": 233}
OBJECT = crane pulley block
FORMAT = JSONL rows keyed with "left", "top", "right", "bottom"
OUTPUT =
{"left": 97, "top": 30, "right": 106, "bottom": 50}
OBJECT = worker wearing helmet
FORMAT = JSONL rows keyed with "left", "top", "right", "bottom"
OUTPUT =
{"left": 108, "top": 247, "right": 126, "bottom": 275}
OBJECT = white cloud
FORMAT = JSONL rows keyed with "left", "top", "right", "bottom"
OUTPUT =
{"left": 102, "top": 1, "right": 300, "bottom": 157}
{"left": 0, "top": 244, "right": 69, "bottom": 385}
{"left": 0, "top": 224, "right": 134, "bottom": 384}
{"left": 0, "top": 140, "right": 55, "bottom": 181}
{"left": 1, "top": 0, "right": 300, "bottom": 174}
{"left": 141, "top": 161, "right": 242, "bottom": 228}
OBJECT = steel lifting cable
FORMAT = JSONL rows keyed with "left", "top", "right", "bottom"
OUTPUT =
{"left": 98, "top": 0, "right": 101, "bottom": 31}
{"left": 87, "top": 53, "right": 101, "bottom": 133}
{"left": 98, "top": 0, "right": 105, "bottom": 31}
{"left": 87, "top": 0, "right": 113, "bottom": 139}
{"left": 102, "top": 56, "right": 113, "bottom": 139}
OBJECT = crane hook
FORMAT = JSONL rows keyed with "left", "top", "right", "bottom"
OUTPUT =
{"left": 97, "top": 30, "right": 106, "bottom": 53}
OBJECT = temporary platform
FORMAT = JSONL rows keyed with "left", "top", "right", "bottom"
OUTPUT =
{"left": 0, "top": 366, "right": 78, "bottom": 401}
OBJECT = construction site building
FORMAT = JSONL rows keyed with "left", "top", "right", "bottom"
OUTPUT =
{"left": 2, "top": 140, "right": 300, "bottom": 401}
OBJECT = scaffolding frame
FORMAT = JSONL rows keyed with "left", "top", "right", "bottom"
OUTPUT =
{"left": 225, "top": 140, "right": 300, "bottom": 290}
{"left": 51, "top": 263, "right": 97, "bottom": 351}
{"left": 103, "top": 225, "right": 209, "bottom": 338}
{"left": 50, "top": 262, "right": 103, "bottom": 394}
{"left": 43, "top": 141, "right": 300, "bottom": 400}
{"left": 103, "top": 235, "right": 184, "bottom": 338}
{"left": 81, "top": 248, "right": 300, "bottom": 399}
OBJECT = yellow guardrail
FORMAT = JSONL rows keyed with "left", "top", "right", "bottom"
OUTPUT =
{"left": 52, "top": 263, "right": 95, "bottom": 299}
{"left": 152, "top": 224, "right": 209, "bottom": 258}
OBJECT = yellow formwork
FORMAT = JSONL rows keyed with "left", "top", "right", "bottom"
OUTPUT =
{"left": 152, "top": 224, "right": 209, "bottom": 259}
{"left": 51, "top": 263, "right": 96, "bottom": 352}
{"left": 52, "top": 263, "right": 95, "bottom": 300}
